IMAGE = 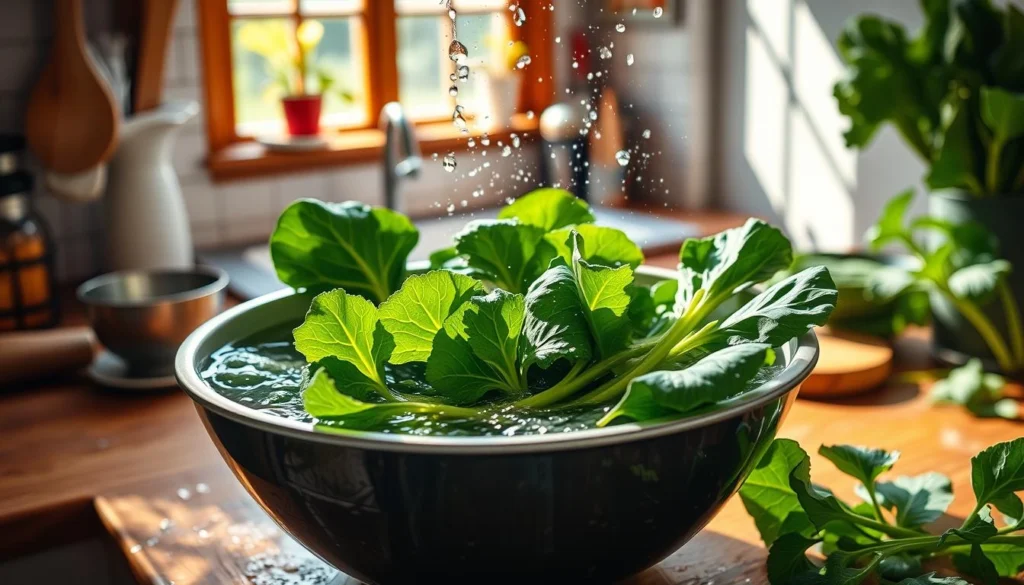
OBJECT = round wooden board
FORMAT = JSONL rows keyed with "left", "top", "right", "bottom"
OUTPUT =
{"left": 802, "top": 328, "right": 894, "bottom": 398}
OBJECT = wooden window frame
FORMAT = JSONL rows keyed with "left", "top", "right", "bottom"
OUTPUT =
{"left": 197, "top": 0, "right": 553, "bottom": 182}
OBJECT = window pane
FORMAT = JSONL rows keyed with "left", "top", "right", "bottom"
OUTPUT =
{"left": 455, "top": 12, "right": 506, "bottom": 111}
{"left": 231, "top": 18, "right": 294, "bottom": 132}
{"left": 397, "top": 16, "right": 448, "bottom": 119}
{"left": 395, "top": 0, "right": 444, "bottom": 15}
{"left": 317, "top": 18, "right": 368, "bottom": 126}
{"left": 229, "top": 0, "right": 294, "bottom": 17}
{"left": 300, "top": 0, "right": 363, "bottom": 16}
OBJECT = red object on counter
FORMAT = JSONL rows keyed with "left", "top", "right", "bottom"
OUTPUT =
{"left": 282, "top": 95, "right": 322, "bottom": 136}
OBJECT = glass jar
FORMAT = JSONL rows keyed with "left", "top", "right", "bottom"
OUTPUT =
{"left": 0, "top": 171, "right": 58, "bottom": 330}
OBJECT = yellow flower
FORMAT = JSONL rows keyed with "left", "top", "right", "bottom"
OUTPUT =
{"left": 297, "top": 20, "right": 325, "bottom": 53}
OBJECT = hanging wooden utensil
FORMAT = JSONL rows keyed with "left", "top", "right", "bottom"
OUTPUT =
{"left": 26, "top": 0, "right": 119, "bottom": 174}
{"left": 133, "top": 0, "right": 180, "bottom": 113}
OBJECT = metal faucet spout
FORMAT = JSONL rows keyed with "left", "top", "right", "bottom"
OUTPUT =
{"left": 379, "top": 102, "right": 422, "bottom": 212}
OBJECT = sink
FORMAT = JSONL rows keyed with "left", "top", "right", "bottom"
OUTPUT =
{"left": 201, "top": 206, "right": 696, "bottom": 300}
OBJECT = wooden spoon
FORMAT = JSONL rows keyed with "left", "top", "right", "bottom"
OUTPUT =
{"left": 26, "top": 0, "right": 119, "bottom": 174}
{"left": 134, "top": 0, "right": 180, "bottom": 113}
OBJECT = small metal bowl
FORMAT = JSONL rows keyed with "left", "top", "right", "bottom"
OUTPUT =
{"left": 78, "top": 267, "right": 228, "bottom": 376}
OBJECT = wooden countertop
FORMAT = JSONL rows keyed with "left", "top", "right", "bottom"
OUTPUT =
{"left": 1, "top": 210, "right": 1021, "bottom": 584}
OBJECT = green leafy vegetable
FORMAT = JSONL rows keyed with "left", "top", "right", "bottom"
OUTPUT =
{"left": 835, "top": 0, "right": 1024, "bottom": 197}
{"left": 498, "top": 187, "right": 595, "bottom": 231}
{"left": 931, "top": 359, "right": 1020, "bottom": 420}
{"left": 865, "top": 189, "right": 1024, "bottom": 375}
{"left": 740, "top": 437, "right": 1024, "bottom": 585}
{"left": 270, "top": 200, "right": 418, "bottom": 303}
{"left": 378, "top": 271, "right": 483, "bottom": 364}
{"left": 272, "top": 190, "right": 837, "bottom": 434}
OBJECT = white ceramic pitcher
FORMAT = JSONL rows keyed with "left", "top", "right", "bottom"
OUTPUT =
{"left": 104, "top": 101, "right": 199, "bottom": 272}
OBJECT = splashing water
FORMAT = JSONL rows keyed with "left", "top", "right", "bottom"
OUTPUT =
{"left": 442, "top": 152, "right": 457, "bottom": 172}
{"left": 616, "top": 23, "right": 626, "bottom": 32}
{"left": 653, "top": 6, "right": 664, "bottom": 18}
{"left": 513, "top": 6, "right": 526, "bottom": 26}
{"left": 616, "top": 150, "right": 631, "bottom": 166}
{"left": 599, "top": 46, "right": 613, "bottom": 60}
{"left": 626, "top": 53, "right": 635, "bottom": 66}
{"left": 515, "top": 55, "right": 532, "bottom": 69}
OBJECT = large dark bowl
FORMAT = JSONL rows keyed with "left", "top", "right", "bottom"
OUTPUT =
{"left": 175, "top": 266, "right": 819, "bottom": 585}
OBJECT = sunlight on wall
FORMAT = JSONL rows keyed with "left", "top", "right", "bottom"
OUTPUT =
{"left": 742, "top": 27, "right": 788, "bottom": 214}
{"left": 741, "top": 0, "right": 856, "bottom": 250}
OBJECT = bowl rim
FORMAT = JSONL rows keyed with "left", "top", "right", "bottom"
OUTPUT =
{"left": 77, "top": 266, "right": 230, "bottom": 308}
{"left": 175, "top": 265, "right": 819, "bottom": 455}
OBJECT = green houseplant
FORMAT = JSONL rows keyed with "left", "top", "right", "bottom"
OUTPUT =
{"left": 835, "top": 0, "right": 1024, "bottom": 371}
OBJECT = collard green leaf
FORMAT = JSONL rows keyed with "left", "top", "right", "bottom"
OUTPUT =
{"left": 426, "top": 290, "right": 527, "bottom": 403}
{"left": 522, "top": 264, "right": 594, "bottom": 369}
{"left": 991, "top": 492, "right": 1023, "bottom": 524}
{"left": 967, "top": 543, "right": 1000, "bottom": 585}
{"left": 599, "top": 344, "right": 773, "bottom": 426}
{"left": 943, "top": 506, "right": 999, "bottom": 544}
{"left": 304, "top": 369, "right": 467, "bottom": 429}
{"left": 820, "top": 551, "right": 883, "bottom": 585}
{"left": 970, "top": 543, "right": 1024, "bottom": 577}
{"left": 545, "top": 224, "right": 644, "bottom": 269}
{"left": 739, "top": 440, "right": 816, "bottom": 546}
{"left": 878, "top": 555, "right": 923, "bottom": 581}
{"left": 454, "top": 219, "right": 547, "bottom": 293}
{"left": 926, "top": 104, "right": 983, "bottom": 194}
{"left": 766, "top": 533, "right": 821, "bottom": 584}
{"left": 932, "top": 359, "right": 1008, "bottom": 417}
{"left": 790, "top": 456, "right": 854, "bottom": 530}
{"left": 818, "top": 445, "right": 901, "bottom": 487}
{"left": 677, "top": 219, "right": 793, "bottom": 307}
{"left": 714, "top": 266, "right": 838, "bottom": 347}
{"left": 873, "top": 472, "right": 954, "bottom": 528}
{"left": 571, "top": 233, "right": 635, "bottom": 358}
{"left": 270, "top": 200, "right": 418, "bottom": 303}
{"left": 970, "top": 437, "right": 1024, "bottom": 513}
{"left": 948, "top": 260, "right": 1011, "bottom": 303}
{"left": 293, "top": 289, "right": 395, "bottom": 401}
{"left": 498, "top": 188, "right": 595, "bottom": 231}
{"left": 378, "top": 271, "right": 483, "bottom": 364}
{"left": 866, "top": 189, "right": 915, "bottom": 251}
{"left": 981, "top": 87, "right": 1024, "bottom": 143}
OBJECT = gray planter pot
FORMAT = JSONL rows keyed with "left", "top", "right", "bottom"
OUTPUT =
{"left": 929, "top": 190, "right": 1024, "bottom": 373}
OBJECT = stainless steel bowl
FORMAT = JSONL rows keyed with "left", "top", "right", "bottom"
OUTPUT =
{"left": 78, "top": 267, "right": 228, "bottom": 375}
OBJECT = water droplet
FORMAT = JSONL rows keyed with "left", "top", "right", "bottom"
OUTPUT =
{"left": 599, "top": 46, "right": 613, "bottom": 60}
{"left": 448, "top": 40, "right": 468, "bottom": 63}
{"left": 571, "top": 61, "right": 579, "bottom": 69}
{"left": 511, "top": 133, "right": 520, "bottom": 148}
{"left": 642, "top": 129, "right": 652, "bottom": 139}
{"left": 653, "top": 6, "right": 664, "bottom": 18}
{"left": 453, "top": 108, "right": 468, "bottom": 133}
{"left": 195, "top": 482, "right": 210, "bottom": 494}
{"left": 481, "top": 133, "right": 491, "bottom": 146}
{"left": 448, "top": 8, "right": 456, "bottom": 21}
{"left": 449, "top": 72, "right": 458, "bottom": 82}
{"left": 515, "top": 55, "right": 532, "bottom": 69}
{"left": 449, "top": 84, "right": 458, "bottom": 97}
{"left": 589, "top": 110, "right": 598, "bottom": 121}
{"left": 626, "top": 53, "right": 635, "bottom": 66}
{"left": 442, "top": 152, "right": 457, "bottom": 172}
{"left": 457, "top": 65, "right": 470, "bottom": 81}
{"left": 513, "top": 7, "right": 526, "bottom": 26}
{"left": 159, "top": 518, "right": 173, "bottom": 531}
{"left": 129, "top": 544, "right": 142, "bottom": 554}
{"left": 502, "top": 145, "right": 512, "bottom": 157}
{"left": 616, "top": 23, "right": 626, "bottom": 32}
{"left": 177, "top": 487, "right": 192, "bottom": 501}
{"left": 616, "top": 150, "right": 631, "bottom": 166}
{"left": 467, "top": 137, "right": 476, "bottom": 148}
{"left": 526, "top": 110, "right": 535, "bottom": 119}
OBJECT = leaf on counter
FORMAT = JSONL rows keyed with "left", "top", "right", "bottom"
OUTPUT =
{"left": 270, "top": 200, "right": 418, "bottom": 303}
{"left": 970, "top": 437, "right": 1024, "bottom": 513}
{"left": 872, "top": 472, "right": 954, "bottom": 528}
{"left": 818, "top": 445, "right": 901, "bottom": 487}
{"left": 739, "top": 439, "right": 816, "bottom": 546}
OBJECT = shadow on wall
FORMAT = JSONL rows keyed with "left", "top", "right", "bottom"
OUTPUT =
{"left": 720, "top": 0, "right": 928, "bottom": 252}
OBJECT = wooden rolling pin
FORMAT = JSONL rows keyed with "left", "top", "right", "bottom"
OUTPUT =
{"left": 0, "top": 327, "right": 96, "bottom": 386}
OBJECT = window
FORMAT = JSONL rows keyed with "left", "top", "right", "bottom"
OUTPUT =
{"left": 198, "top": 0, "right": 553, "bottom": 180}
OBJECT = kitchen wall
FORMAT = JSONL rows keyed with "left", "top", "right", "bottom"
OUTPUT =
{"left": 717, "top": 0, "right": 928, "bottom": 251}
{"left": 1, "top": 0, "right": 556, "bottom": 283}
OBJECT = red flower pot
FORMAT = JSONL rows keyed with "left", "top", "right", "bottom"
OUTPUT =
{"left": 282, "top": 95, "right": 322, "bottom": 136}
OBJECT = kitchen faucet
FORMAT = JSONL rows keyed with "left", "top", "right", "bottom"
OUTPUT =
{"left": 379, "top": 102, "right": 422, "bottom": 212}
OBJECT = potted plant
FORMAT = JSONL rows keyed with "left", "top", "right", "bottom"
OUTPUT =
{"left": 475, "top": 32, "right": 530, "bottom": 130}
{"left": 237, "top": 19, "right": 351, "bottom": 137}
{"left": 835, "top": 0, "right": 1024, "bottom": 371}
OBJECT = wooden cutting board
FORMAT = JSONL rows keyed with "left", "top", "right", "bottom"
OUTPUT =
{"left": 802, "top": 329, "right": 894, "bottom": 398}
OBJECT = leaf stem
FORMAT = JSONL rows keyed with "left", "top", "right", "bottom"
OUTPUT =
{"left": 986, "top": 136, "right": 1006, "bottom": 195}
{"left": 863, "top": 482, "right": 888, "bottom": 526}
{"left": 934, "top": 282, "right": 1016, "bottom": 373}
{"left": 513, "top": 345, "right": 644, "bottom": 408}
{"left": 997, "top": 280, "right": 1024, "bottom": 368}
